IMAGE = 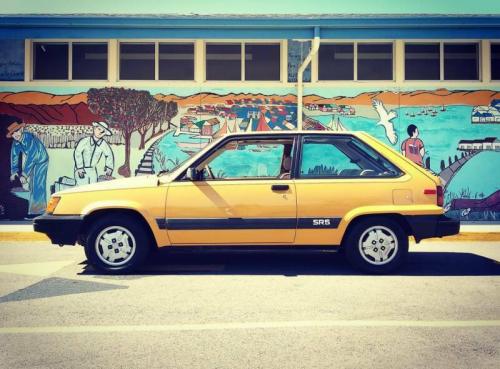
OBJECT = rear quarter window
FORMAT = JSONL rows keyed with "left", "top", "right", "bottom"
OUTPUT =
{"left": 299, "top": 136, "right": 402, "bottom": 178}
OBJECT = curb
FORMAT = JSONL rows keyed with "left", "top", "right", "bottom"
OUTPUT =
{"left": 0, "top": 232, "right": 499, "bottom": 243}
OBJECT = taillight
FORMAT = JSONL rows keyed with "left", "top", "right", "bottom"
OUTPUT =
{"left": 423, "top": 186, "right": 444, "bottom": 206}
{"left": 436, "top": 185, "right": 444, "bottom": 207}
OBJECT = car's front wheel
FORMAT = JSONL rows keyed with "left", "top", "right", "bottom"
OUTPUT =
{"left": 343, "top": 217, "right": 408, "bottom": 274}
{"left": 84, "top": 215, "right": 151, "bottom": 274}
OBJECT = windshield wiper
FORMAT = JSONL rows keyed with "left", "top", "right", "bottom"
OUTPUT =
{"left": 157, "top": 169, "right": 170, "bottom": 176}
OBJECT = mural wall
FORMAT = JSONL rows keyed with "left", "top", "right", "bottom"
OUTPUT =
{"left": 0, "top": 86, "right": 498, "bottom": 221}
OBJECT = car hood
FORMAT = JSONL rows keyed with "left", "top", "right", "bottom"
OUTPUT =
{"left": 55, "top": 175, "right": 162, "bottom": 195}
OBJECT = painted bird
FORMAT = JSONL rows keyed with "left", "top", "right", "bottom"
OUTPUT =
{"left": 372, "top": 99, "right": 398, "bottom": 145}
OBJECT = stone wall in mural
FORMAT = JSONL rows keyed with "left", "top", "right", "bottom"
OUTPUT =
{"left": 0, "top": 87, "right": 498, "bottom": 221}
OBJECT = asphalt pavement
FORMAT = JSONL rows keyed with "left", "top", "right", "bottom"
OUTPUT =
{"left": 0, "top": 240, "right": 499, "bottom": 369}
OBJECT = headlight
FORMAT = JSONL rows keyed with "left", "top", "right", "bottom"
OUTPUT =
{"left": 46, "top": 196, "right": 61, "bottom": 214}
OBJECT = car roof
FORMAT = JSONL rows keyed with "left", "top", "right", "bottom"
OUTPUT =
{"left": 223, "top": 131, "right": 362, "bottom": 138}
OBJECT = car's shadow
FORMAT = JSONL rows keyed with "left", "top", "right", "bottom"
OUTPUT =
{"left": 79, "top": 249, "right": 500, "bottom": 277}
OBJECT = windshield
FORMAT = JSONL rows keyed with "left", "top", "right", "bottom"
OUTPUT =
{"left": 157, "top": 135, "right": 225, "bottom": 177}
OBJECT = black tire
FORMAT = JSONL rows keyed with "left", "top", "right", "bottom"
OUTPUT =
{"left": 84, "top": 215, "right": 151, "bottom": 274}
{"left": 343, "top": 217, "right": 408, "bottom": 274}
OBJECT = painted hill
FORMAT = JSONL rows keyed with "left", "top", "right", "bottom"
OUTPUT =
{"left": 154, "top": 92, "right": 298, "bottom": 106}
{"left": 0, "top": 101, "right": 99, "bottom": 125}
{"left": 0, "top": 89, "right": 499, "bottom": 125}
{"left": 154, "top": 89, "right": 499, "bottom": 107}
{"left": 0, "top": 91, "right": 87, "bottom": 105}
{"left": 307, "top": 89, "right": 500, "bottom": 106}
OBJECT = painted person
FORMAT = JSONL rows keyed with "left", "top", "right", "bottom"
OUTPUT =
{"left": 7, "top": 120, "right": 49, "bottom": 216}
{"left": 74, "top": 121, "right": 114, "bottom": 185}
{"left": 401, "top": 124, "right": 425, "bottom": 167}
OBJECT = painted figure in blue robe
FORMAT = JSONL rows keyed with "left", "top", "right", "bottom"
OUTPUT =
{"left": 7, "top": 121, "right": 49, "bottom": 215}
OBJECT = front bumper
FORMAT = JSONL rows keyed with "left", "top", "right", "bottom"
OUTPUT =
{"left": 33, "top": 214, "right": 83, "bottom": 245}
{"left": 405, "top": 214, "right": 460, "bottom": 243}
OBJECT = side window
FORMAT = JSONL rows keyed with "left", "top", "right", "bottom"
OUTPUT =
{"left": 197, "top": 139, "right": 294, "bottom": 180}
{"left": 299, "top": 136, "right": 401, "bottom": 178}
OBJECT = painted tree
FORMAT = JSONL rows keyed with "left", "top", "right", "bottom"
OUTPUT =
{"left": 88, "top": 87, "right": 151, "bottom": 177}
{"left": 151, "top": 100, "right": 167, "bottom": 137}
{"left": 137, "top": 96, "right": 160, "bottom": 150}
{"left": 138, "top": 99, "right": 179, "bottom": 149}
{"left": 165, "top": 101, "right": 178, "bottom": 129}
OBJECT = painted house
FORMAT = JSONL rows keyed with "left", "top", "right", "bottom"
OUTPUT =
{"left": 0, "top": 14, "right": 500, "bottom": 221}
{"left": 201, "top": 118, "right": 221, "bottom": 136}
{"left": 458, "top": 137, "right": 499, "bottom": 151}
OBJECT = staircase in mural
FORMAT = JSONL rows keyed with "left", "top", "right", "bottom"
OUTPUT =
{"left": 439, "top": 151, "right": 478, "bottom": 188}
{"left": 135, "top": 139, "right": 161, "bottom": 176}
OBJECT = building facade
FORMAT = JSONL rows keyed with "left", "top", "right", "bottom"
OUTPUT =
{"left": 0, "top": 14, "right": 499, "bottom": 220}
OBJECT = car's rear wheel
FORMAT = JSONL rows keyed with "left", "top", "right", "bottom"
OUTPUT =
{"left": 84, "top": 215, "right": 150, "bottom": 274}
{"left": 343, "top": 217, "right": 408, "bottom": 274}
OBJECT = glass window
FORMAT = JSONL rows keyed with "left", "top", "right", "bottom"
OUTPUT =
{"left": 119, "top": 42, "right": 155, "bottom": 80}
{"left": 72, "top": 43, "right": 108, "bottom": 80}
{"left": 198, "top": 139, "right": 294, "bottom": 180}
{"left": 357, "top": 43, "right": 393, "bottom": 81}
{"left": 245, "top": 43, "right": 280, "bottom": 81}
{"left": 444, "top": 43, "right": 479, "bottom": 80}
{"left": 299, "top": 136, "right": 401, "bottom": 178}
{"left": 206, "top": 43, "right": 241, "bottom": 81}
{"left": 33, "top": 42, "right": 68, "bottom": 80}
{"left": 0, "top": 40, "right": 24, "bottom": 81}
{"left": 405, "top": 43, "right": 440, "bottom": 80}
{"left": 491, "top": 43, "right": 500, "bottom": 80}
{"left": 159, "top": 43, "right": 194, "bottom": 80}
{"left": 318, "top": 43, "right": 354, "bottom": 80}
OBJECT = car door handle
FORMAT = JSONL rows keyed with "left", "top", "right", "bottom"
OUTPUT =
{"left": 271, "top": 184, "right": 289, "bottom": 191}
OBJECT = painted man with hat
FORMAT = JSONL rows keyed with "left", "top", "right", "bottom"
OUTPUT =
{"left": 7, "top": 120, "right": 49, "bottom": 216}
{"left": 73, "top": 121, "right": 114, "bottom": 185}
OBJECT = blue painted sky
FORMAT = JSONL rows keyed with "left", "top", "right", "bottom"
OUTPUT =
{"left": 0, "top": 0, "right": 499, "bottom": 14}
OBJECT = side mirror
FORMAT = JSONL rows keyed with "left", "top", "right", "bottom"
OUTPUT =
{"left": 185, "top": 167, "right": 199, "bottom": 181}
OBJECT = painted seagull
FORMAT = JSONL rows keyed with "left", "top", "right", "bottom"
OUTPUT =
{"left": 372, "top": 99, "right": 398, "bottom": 145}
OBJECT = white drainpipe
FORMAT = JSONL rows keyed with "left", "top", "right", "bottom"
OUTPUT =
{"left": 297, "top": 26, "right": 320, "bottom": 131}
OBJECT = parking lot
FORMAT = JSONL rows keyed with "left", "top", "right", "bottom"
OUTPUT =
{"left": 0, "top": 239, "right": 499, "bottom": 369}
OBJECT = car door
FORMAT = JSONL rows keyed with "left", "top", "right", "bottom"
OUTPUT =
{"left": 294, "top": 134, "right": 404, "bottom": 246}
{"left": 165, "top": 135, "right": 297, "bottom": 245}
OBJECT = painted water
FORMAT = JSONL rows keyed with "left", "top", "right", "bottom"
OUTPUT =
{"left": 155, "top": 105, "right": 499, "bottom": 209}
{"left": 153, "top": 130, "right": 209, "bottom": 173}
{"left": 316, "top": 106, "right": 500, "bottom": 207}
{"left": 446, "top": 150, "right": 500, "bottom": 203}
{"left": 315, "top": 105, "right": 500, "bottom": 173}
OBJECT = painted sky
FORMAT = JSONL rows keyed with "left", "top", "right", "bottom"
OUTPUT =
{"left": 0, "top": 0, "right": 499, "bottom": 14}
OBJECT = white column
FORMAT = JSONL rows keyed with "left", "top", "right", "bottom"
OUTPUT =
{"left": 395, "top": 40, "right": 404, "bottom": 84}
{"left": 24, "top": 39, "right": 30, "bottom": 82}
{"left": 108, "top": 39, "right": 118, "bottom": 83}
{"left": 194, "top": 39, "right": 205, "bottom": 83}
{"left": 481, "top": 40, "right": 491, "bottom": 83}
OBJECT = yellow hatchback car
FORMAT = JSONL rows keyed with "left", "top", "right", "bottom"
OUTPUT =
{"left": 34, "top": 131, "right": 459, "bottom": 274}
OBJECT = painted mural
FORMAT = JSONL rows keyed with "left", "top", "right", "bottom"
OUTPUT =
{"left": 0, "top": 87, "right": 498, "bottom": 222}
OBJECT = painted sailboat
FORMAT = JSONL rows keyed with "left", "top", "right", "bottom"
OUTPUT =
{"left": 327, "top": 116, "right": 347, "bottom": 132}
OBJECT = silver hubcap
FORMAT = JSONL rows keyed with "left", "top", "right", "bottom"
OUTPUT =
{"left": 95, "top": 226, "right": 136, "bottom": 267}
{"left": 358, "top": 226, "right": 398, "bottom": 266}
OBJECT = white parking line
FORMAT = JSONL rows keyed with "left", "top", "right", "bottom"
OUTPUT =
{"left": 1, "top": 320, "right": 499, "bottom": 334}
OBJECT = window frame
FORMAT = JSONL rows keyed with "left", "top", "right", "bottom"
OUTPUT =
{"left": 490, "top": 41, "right": 500, "bottom": 81}
{"left": 295, "top": 134, "right": 403, "bottom": 180}
{"left": 403, "top": 40, "right": 482, "bottom": 82}
{"left": 175, "top": 134, "right": 299, "bottom": 182}
{"left": 158, "top": 42, "right": 196, "bottom": 81}
{"left": 317, "top": 41, "right": 355, "bottom": 81}
{"left": 403, "top": 41, "right": 441, "bottom": 81}
{"left": 30, "top": 39, "right": 110, "bottom": 82}
{"left": 316, "top": 41, "right": 395, "bottom": 82}
{"left": 203, "top": 40, "right": 283, "bottom": 82}
{"left": 118, "top": 40, "right": 196, "bottom": 82}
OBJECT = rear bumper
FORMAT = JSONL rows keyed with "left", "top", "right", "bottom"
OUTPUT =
{"left": 405, "top": 214, "right": 460, "bottom": 242}
{"left": 33, "top": 214, "right": 83, "bottom": 245}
